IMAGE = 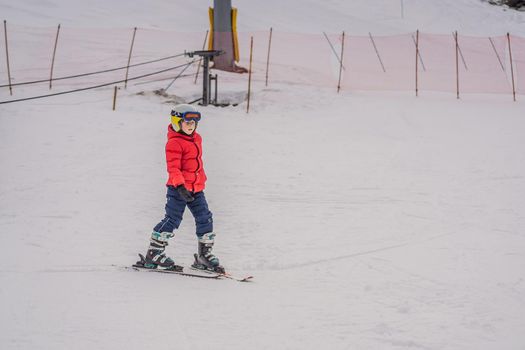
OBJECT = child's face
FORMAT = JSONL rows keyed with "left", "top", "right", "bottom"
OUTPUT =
{"left": 181, "top": 120, "right": 197, "bottom": 134}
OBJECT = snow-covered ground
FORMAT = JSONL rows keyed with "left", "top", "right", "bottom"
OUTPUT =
{"left": 1, "top": 1, "right": 525, "bottom": 350}
{"left": 2, "top": 0, "right": 525, "bottom": 36}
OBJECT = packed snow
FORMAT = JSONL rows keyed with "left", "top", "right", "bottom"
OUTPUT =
{"left": 1, "top": 1, "right": 525, "bottom": 349}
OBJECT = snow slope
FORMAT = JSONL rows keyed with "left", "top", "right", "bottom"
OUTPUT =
{"left": 1, "top": 1, "right": 525, "bottom": 350}
{"left": 1, "top": 0, "right": 525, "bottom": 35}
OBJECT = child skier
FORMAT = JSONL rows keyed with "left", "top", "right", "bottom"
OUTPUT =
{"left": 137, "top": 104, "right": 224, "bottom": 273}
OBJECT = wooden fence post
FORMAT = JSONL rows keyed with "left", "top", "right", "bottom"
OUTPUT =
{"left": 3, "top": 20, "right": 13, "bottom": 95}
{"left": 265, "top": 27, "right": 273, "bottom": 87}
{"left": 453, "top": 31, "right": 468, "bottom": 71}
{"left": 124, "top": 27, "right": 137, "bottom": 89}
{"left": 507, "top": 33, "right": 516, "bottom": 102}
{"left": 49, "top": 24, "right": 61, "bottom": 90}
{"left": 411, "top": 33, "right": 426, "bottom": 71}
{"left": 112, "top": 86, "right": 118, "bottom": 110}
{"left": 337, "top": 31, "right": 345, "bottom": 93}
{"left": 415, "top": 30, "right": 419, "bottom": 97}
{"left": 247, "top": 36, "right": 253, "bottom": 114}
{"left": 455, "top": 31, "right": 459, "bottom": 99}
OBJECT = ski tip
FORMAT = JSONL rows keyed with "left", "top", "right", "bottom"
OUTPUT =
{"left": 220, "top": 273, "right": 254, "bottom": 282}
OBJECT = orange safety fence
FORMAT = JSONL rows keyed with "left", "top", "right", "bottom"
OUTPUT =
{"left": 1, "top": 24, "right": 524, "bottom": 100}
{"left": 238, "top": 30, "right": 524, "bottom": 98}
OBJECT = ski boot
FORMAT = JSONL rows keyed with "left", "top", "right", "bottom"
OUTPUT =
{"left": 192, "top": 233, "right": 225, "bottom": 274}
{"left": 136, "top": 231, "right": 182, "bottom": 272}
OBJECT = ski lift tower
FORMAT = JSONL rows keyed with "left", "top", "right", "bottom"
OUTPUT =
{"left": 209, "top": 0, "right": 247, "bottom": 73}
{"left": 186, "top": 50, "right": 223, "bottom": 106}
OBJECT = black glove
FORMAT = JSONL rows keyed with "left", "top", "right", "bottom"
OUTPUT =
{"left": 176, "top": 185, "right": 194, "bottom": 203}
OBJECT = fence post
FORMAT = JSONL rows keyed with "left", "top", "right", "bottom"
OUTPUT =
{"left": 455, "top": 31, "right": 459, "bottom": 99}
{"left": 337, "top": 31, "right": 345, "bottom": 93}
{"left": 112, "top": 86, "right": 118, "bottom": 110}
{"left": 247, "top": 36, "right": 253, "bottom": 114}
{"left": 507, "top": 33, "right": 516, "bottom": 102}
{"left": 323, "top": 32, "right": 346, "bottom": 71}
{"left": 453, "top": 32, "right": 468, "bottom": 71}
{"left": 3, "top": 20, "right": 13, "bottom": 95}
{"left": 49, "top": 24, "right": 61, "bottom": 90}
{"left": 411, "top": 33, "right": 426, "bottom": 72}
{"left": 415, "top": 30, "right": 419, "bottom": 97}
{"left": 124, "top": 27, "right": 137, "bottom": 89}
{"left": 265, "top": 27, "right": 273, "bottom": 87}
{"left": 194, "top": 30, "right": 209, "bottom": 84}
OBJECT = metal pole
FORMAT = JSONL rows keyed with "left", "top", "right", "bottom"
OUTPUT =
{"left": 401, "top": 0, "right": 405, "bottom": 19}
{"left": 507, "top": 33, "right": 516, "bottom": 102}
{"left": 124, "top": 27, "right": 137, "bottom": 89}
{"left": 247, "top": 36, "right": 253, "bottom": 113}
{"left": 214, "top": 74, "right": 218, "bottom": 104}
{"left": 3, "top": 20, "right": 13, "bottom": 95}
{"left": 415, "top": 30, "right": 419, "bottom": 97}
{"left": 194, "top": 30, "right": 209, "bottom": 84}
{"left": 208, "top": 73, "right": 212, "bottom": 104}
{"left": 49, "top": 24, "right": 61, "bottom": 90}
{"left": 337, "top": 31, "right": 345, "bottom": 93}
{"left": 455, "top": 31, "right": 460, "bottom": 99}
{"left": 202, "top": 56, "right": 210, "bottom": 106}
{"left": 265, "top": 27, "right": 273, "bottom": 87}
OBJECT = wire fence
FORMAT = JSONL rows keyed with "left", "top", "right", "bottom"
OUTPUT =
{"left": 1, "top": 23, "right": 524, "bottom": 105}
{"left": 0, "top": 24, "right": 208, "bottom": 105}
{"left": 241, "top": 30, "right": 524, "bottom": 99}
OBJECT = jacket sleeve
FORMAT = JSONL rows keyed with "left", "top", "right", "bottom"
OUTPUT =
{"left": 166, "top": 139, "right": 185, "bottom": 187}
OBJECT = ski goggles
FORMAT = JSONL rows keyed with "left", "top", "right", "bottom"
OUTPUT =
{"left": 171, "top": 110, "right": 201, "bottom": 122}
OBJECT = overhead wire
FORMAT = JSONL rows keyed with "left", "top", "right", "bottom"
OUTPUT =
{"left": 0, "top": 59, "right": 197, "bottom": 105}
{"left": 0, "top": 53, "right": 187, "bottom": 88}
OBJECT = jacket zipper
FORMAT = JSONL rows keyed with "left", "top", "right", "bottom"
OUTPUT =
{"left": 191, "top": 140, "right": 201, "bottom": 193}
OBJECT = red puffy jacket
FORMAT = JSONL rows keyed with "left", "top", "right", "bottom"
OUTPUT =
{"left": 165, "top": 125, "right": 207, "bottom": 193}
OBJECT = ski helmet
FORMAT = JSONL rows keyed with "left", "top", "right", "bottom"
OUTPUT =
{"left": 170, "top": 104, "right": 201, "bottom": 132}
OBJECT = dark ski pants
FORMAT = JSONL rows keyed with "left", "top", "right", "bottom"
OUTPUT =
{"left": 153, "top": 186, "right": 213, "bottom": 238}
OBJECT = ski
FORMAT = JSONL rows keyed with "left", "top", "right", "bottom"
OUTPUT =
{"left": 189, "top": 266, "right": 254, "bottom": 282}
{"left": 221, "top": 272, "right": 254, "bottom": 282}
{"left": 130, "top": 254, "right": 253, "bottom": 281}
{"left": 129, "top": 264, "right": 221, "bottom": 279}
{"left": 191, "top": 253, "right": 254, "bottom": 282}
{"left": 130, "top": 254, "right": 221, "bottom": 279}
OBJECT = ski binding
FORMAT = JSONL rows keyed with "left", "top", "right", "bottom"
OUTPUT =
{"left": 131, "top": 254, "right": 221, "bottom": 279}
{"left": 191, "top": 255, "right": 254, "bottom": 282}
